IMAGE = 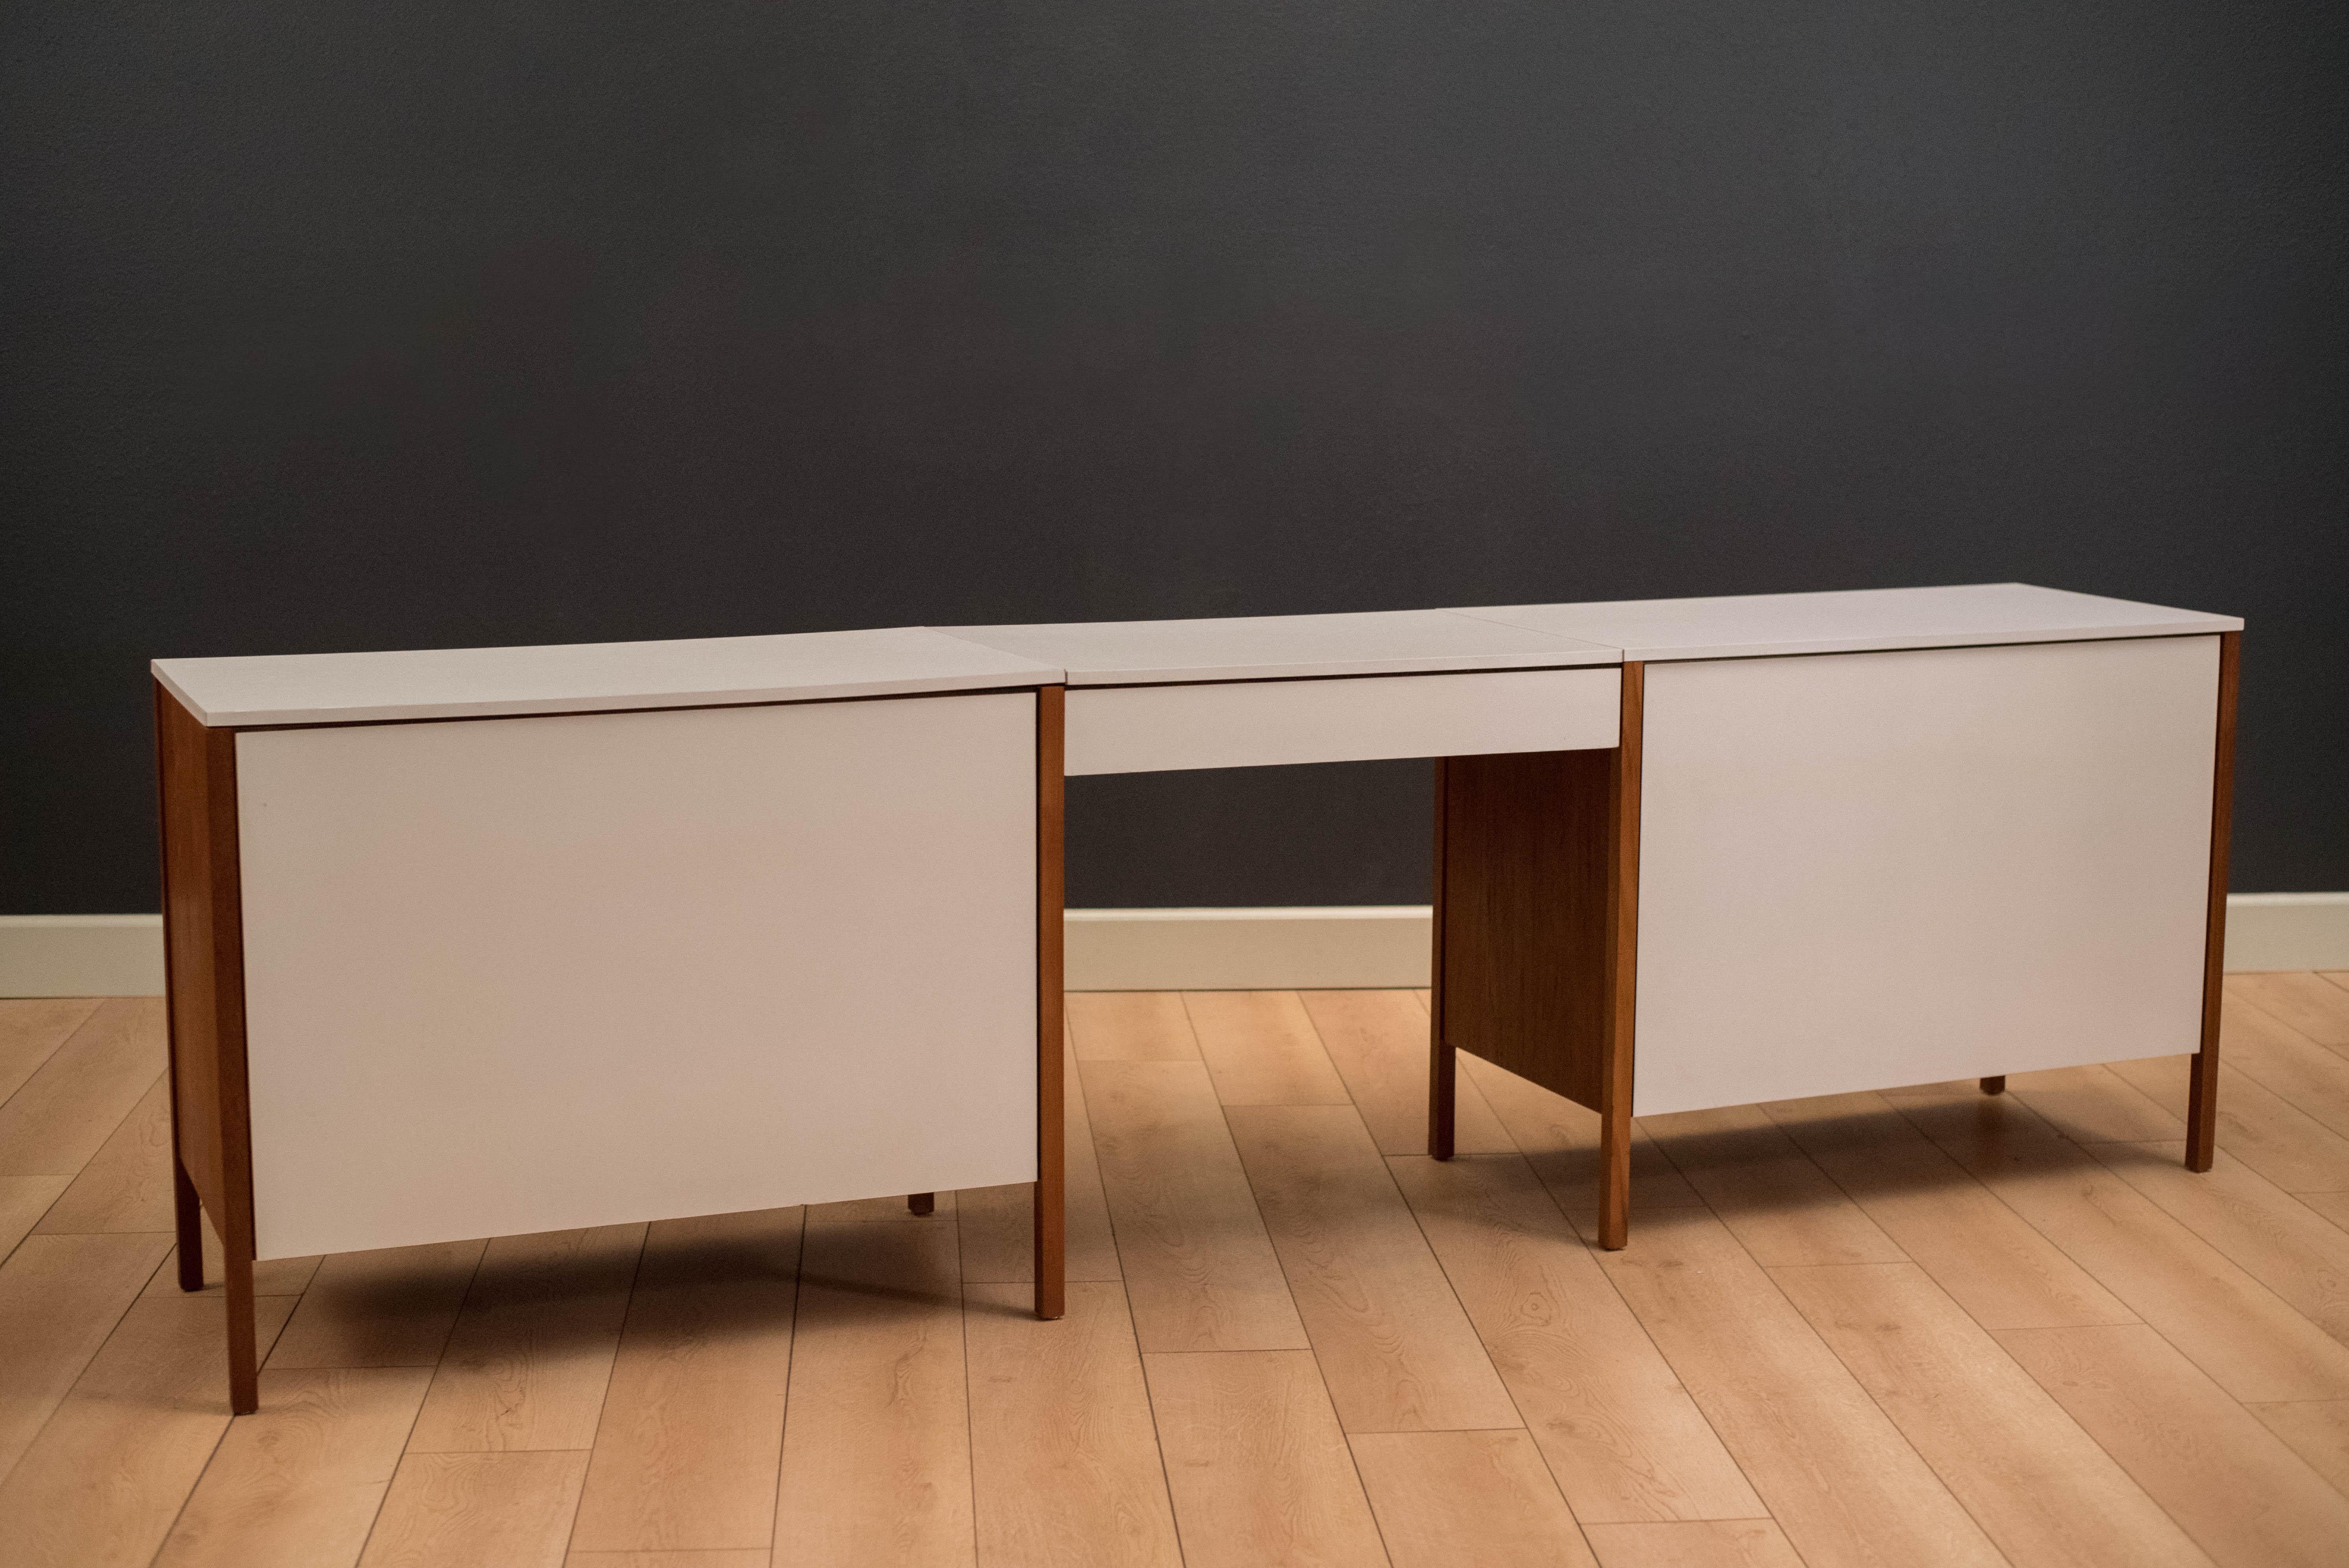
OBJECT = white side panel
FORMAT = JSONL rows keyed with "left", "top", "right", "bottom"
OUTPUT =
{"left": 1066, "top": 667, "right": 1620, "bottom": 775}
{"left": 237, "top": 694, "right": 1036, "bottom": 1260}
{"left": 1633, "top": 636, "right": 2218, "bottom": 1116}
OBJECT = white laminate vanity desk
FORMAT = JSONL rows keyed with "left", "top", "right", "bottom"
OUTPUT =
{"left": 153, "top": 628, "right": 1067, "bottom": 1412}
{"left": 154, "top": 585, "right": 2238, "bottom": 1411}
{"left": 1434, "top": 583, "right": 2242, "bottom": 1246}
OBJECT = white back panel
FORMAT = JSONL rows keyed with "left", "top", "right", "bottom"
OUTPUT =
{"left": 1066, "top": 667, "right": 1619, "bottom": 775}
{"left": 237, "top": 693, "right": 1037, "bottom": 1259}
{"left": 1633, "top": 636, "right": 2218, "bottom": 1116}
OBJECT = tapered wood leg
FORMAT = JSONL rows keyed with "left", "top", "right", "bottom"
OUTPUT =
{"left": 1034, "top": 685, "right": 1067, "bottom": 1320}
{"left": 2188, "top": 632, "right": 2238, "bottom": 1173}
{"left": 1980, "top": 1075, "right": 2006, "bottom": 1096}
{"left": 1596, "top": 664, "right": 1644, "bottom": 1251}
{"left": 1597, "top": 1097, "right": 1631, "bottom": 1251}
{"left": 908, "top": 1192, "right": 936, "bottom": 1215}
{"left": 174, "top": 1158, "right": 206, "bottom": 1290}
{"left": 1428, "top": 1037, "right": 1457, "bottom": 1161}
{"left": 224, "top": 1243, "right": 258, "bottom": 1414}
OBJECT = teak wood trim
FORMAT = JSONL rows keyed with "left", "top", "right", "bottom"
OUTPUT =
{"left": 1427, "top": 757, "right": 1456, "bottom": 1161}
{"left": 1596, "top": 663, "right": 1644, "bottom": 1250}
{"left": 156, "top": 680, "right": 260, "bottom": 1413}
{"left": 2188, "top": 631, "right": 2238, "bottom": 1172}
{"left": 1034, "top": 685, "right": 1067, "bottom": 1319}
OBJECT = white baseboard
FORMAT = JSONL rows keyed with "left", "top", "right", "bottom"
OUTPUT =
{"left": 1066, "top": 907, "right": 1438, "bottom": 991}
{"left": 0, "top": 916, "right": 171, "bottom": 998}
{"left": 5, "top": 895, "right": 2344, "bottom": 997}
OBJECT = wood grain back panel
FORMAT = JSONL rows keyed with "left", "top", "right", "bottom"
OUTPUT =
{"left": 1434, "top": 747, "right": 1615, "bottom": 1112}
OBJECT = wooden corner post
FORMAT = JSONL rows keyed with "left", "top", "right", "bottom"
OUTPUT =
{"left": 1034, "top": 684, "right": 1067, "bottom": 1319}
{"left": 155, "top": 681, "right": 261, "bottom": 1414}
{"left": 2187, "top": 631, "right": 2238, "bottom": 1173}
{"left": 1428, "top": 757, "right": 1456, "bottom": 1160}
{"left": 1595, "top": 663, "right": 1643, "bottom": 1251}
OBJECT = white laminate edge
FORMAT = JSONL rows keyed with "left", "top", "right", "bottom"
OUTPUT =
{"left": 152, "top": 625, "right": 1065, "bottom": 727}
{"left": 1460, "top": 583, "right": 2240, "bottom": 662}
{"left": 937, "top": 609, "right": 1617, "bottom": 685}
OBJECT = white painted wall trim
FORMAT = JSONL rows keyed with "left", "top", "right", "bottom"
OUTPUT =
{"left": 0, "top": 915, "right": 171, "bottom": 998}
{"left": 5, "top": 894, "right": 2345, "bottom": 996}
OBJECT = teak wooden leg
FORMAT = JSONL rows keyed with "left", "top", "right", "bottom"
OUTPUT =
{"left": 224, "top": 1245, "right": 258, "bottom": 1414}
{"left": 2188, "top": 631, "right": 2238, "bottom": 1174}
{"left": 174, "top": 1156, "right": 205, "bottom": 1289}
{"left": 1428, "top": 757, "right": 1456, "bottom": 1161}
{"left": 158, "top": 681, "right": 263, "bottom": 1411}
{"left": 1595, "top": 663, "right": 1643, "bottom": 1251}
{"left": 1033, "top": 685, "right": 1067, "bottom": 1320}
{"left": 908, "top": 1192, "right": 936, "bottom": 1215}
{"left": 1980, "top": 1075, "right": 2006, "bottom": 1095}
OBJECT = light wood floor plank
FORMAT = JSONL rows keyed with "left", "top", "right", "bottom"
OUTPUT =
{"left": 1350, "top": 1429, "right": 1597, "bottom": 1568}
{"left": 1387, "top": 1153, "right": 1765, "bottom": 1522}
{"left": 2231, "top": 973, "right": 2349, "bottom": 1052}
{"left": 268, "top": 1240, "right": 489, "bottom": 1370}
{"left": 1079, "top": 1060, "right": 1307, "bottom": 1352}
{"left": 357, "top": 1450, "right": 588, "bottom": 1568}
{"left": 406, "top": 1224, "right": 646, "bottom": 1453}
{"left": 0, "top": 1175, "right": 71, "bottom": 1262}
{"left": 1067, "top": 992, "right": 1200, "bottom": 1061}
{"left": 1588, "top": 1205, "right": 2005, "bottom": 1568}
{"left": 156, "top": 1367, "right": 435, "bottom": 1568}
{"left": 1459, "top": 1054, "right": 1706, "bottom": 1209}
{"left": 958, "top": 1040, "right": 1121, "bottom": 1283}
{"left": 2245, "top": 1399, "right": 2349, "bottom": 1499}
{"left": 2001, "top": 1063, "right": 2188, "bottom": 1144}
{"left": 1143, "top": 1349, "right": 1391, "bottom": 1568}
{"left": 1581, "top": 1520, "right": 1805, "bottom": 1568}
{"left": 0, "top": 1293, "right": 298, "bottom": 1568}
{"left": 568, "top": 1208, "right": 800, "bottom": 1554}
{"left": 2219, "top": 995, "right": 2349, "bottom": 1139}
{"left": 147, "top": 1215, "right": 321, "bottom": 1298}
{"left": 773, "top": 1221, "right": 973, "bottom": 1568}
{"left": 0, "top": 998, "right": 165, "bottom": 1178}
{"left": 1998, "top": 1323, "right": 2349, "bottom": 1568}
{"left": 2301, "top": 1189, "right": 2349, "bottom": 1230}
{"left": 2087, "top": 1141, "right": 2349, "bottom": 1345}
{"left": 33, "top": 1072, "right": 170, "bottom": 1233}
{"left": 1183, "top": 990, "right": 1352, "bottom": 1106}
{"left": 2108, "top": 1053, "right": 2349, "bottom": 1194}
{"left": 0, "top": 999, "right": 99, "bottom": 1108}
{"left": 1299, "top": 990, "right": 1514, "bottom": 1156}
{"left": 1762, "top": 1090, "right": 2138, "bottom": 1329}
{"left": 1899, "top": 1096, "right": 2349, "bottom": 1401}
{"left": 1643, "top": 1102, "right": 1906, "bottom": 1266}
{"left": 1773, "top": 1261, "right": 2209, "bottom": 1568}
{"left": 807, "top": 1191, "right": 957, "bottom": 1222}
{"left": 1226, "top": 1103, "right": 1517, "bottom": 1431}
{"left": 966, "top": 1279, "right": 1183, "bottom": 1568}
{"left": 0, "top": 1230, "right": 175, "bottom": 1477}
{"left": 566, "top": 1554, "right": 770, "bottom": 1566}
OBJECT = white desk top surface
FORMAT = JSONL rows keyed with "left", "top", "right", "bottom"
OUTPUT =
{"left": 1462, "top": 583, "right": 2240, "bottom": 663}
{"left": 154, "top": 627, "right": 1064, "bottom": 728}
{"left": 940, "top": 609, "right": 1616, "bottom": 686}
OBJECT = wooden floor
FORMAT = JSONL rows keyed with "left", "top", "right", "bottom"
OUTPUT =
{"left": 6, "top": 979, "right": 2349, "bottom": 1566}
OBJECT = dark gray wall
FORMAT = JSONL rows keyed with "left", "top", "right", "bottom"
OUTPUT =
{"left": 6, "top": 1, "right": 2344, "bottom": 913}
